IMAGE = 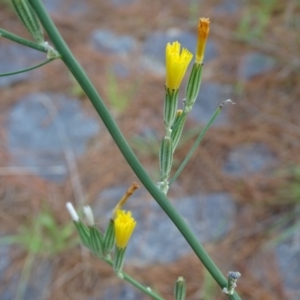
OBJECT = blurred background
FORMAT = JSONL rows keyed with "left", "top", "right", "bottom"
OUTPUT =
{"left": 0, "top": 0, "right": 300, "bottom": 299}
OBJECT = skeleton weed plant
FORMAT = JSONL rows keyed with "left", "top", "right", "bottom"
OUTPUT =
{"left": 0, "top": 0, "right": 241, "bottom": 299}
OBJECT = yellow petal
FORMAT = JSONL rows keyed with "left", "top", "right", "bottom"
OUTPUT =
{"left": 114, "top": 209, "right": 136, "bottom": 249}
{"left": 166, "top": 42, "right": 193, "bottom": 90}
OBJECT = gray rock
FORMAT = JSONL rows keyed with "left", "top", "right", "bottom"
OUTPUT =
{"left": 110, "top": 0, "right": 137, "bottom": 5}
{"left": 43, "top": 0, "right": 88, "bottom": 14}
{"left": 103, "top": 284, "right": 143, "bottom": 300}
{"left": 189, "top": 82, "right": 232, "bottom": 126}
{"left": 0, "top": 239, "right": 14, "bottom": 300}
{"left": 7, "top": 93, "right": 100, "bottom": 182}
{"left": 0, "top": 242, "right": 11, "bottom": 280}
{"left": 248, "top": 248, "right": 284, "bottom": 299}
{"left": 91, "top": 30, "right": 137, "bottom": 55}
{"left": 223, "top": 143, "right": 276, "bottom": 176}
{"left": 0, "top": 259, "right": 53, "bottom": 300}
{"left": 0, "top": 43, "right": 44, "bottom": 87}
{"left": 214, "top": 0, "right": 242, "bottom": 14}
{"left": 24, "top": 259, "right": 53, "bottom": 300}
{"left": 275, "top": 236, "right": 300, "bottom": 299}
{"left": 0, "top": 287, "right": 14, "bottom": 300}
{"left": 238, "top": 52, "right": 277, "bottom": 80}
{"left": 141, "top": 30, "right": 218, "bottom": 74}
{"left": 112, "top": 63, "right": 130, "bottom": 78}
{"left": 93, "top": 187, "right": 236, "bottom": 265}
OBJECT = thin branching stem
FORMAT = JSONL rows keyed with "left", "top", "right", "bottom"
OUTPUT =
{"left": 102, "top": 257, "right": 164, "bottom": 300}
{"left": 0, "top": 58, "right": 55, "bottom": 77}
{"left": 27, "top": 1, "right": 242, "bottom": 299}
{"left": 0, "top": 27, "right": 48, "bottom": 52}
{"left": 169, "top": 105, "right": 222, "bottom": 186}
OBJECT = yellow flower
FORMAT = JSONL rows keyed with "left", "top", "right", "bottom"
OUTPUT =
{"left": 166, "top": 41, "right": 193, "bottom": 90}
{"left": 114, "top": 209, "right": 136, "bottom": 249}
{"left": 196, "top": 18, "right": 210, "bottom": 64}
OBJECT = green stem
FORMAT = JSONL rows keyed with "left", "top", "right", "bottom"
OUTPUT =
{"left": 0, "top": 58, "right": 55, "bottom": 77}
{"left": 0, "top": 27, "right": 48, "bottom": 52}
{"left": 103, "top": 257, "right": 164, "bottom": 300}
{"left": 28, "top": 1, "right": 241, "bottom": 299}
{"left": 170, "top": 104, "right": 222, "bottom": 186}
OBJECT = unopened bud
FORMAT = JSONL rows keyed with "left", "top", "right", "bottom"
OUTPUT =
{"left": 171, "top": 110, "right": 186, "bottom": 152}
{"left": 164, "top": 88, "right": 179, "bottom": 135}
{"left": 159, "top": 136, "right": 173, "bottom": 182}
{"left": 174, "top": 277, "right": 186, "bottom": 300}
{"left": 184, "top": 63, "right": 203, "bottom": 113}
{"left": 12, "top": 0, "right": 44, "bottom": 44}
{"left": 223, "top": 271, "right": 241, "bottom": 295}
{"left": 83, "top": 206, "right": 95, "bottom": 227}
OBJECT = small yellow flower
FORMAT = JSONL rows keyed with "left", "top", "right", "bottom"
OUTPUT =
{"left": 166, "top": 41, "right": 193, "bottom": 90}
{"left": 196, "top": 18, "right": 210, "bottom": 64}
{"left": 114, "top": 209, "right": 136, "bottom": 249}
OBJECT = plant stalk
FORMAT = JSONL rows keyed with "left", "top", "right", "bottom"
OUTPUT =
{"left": 0, "top": 27, "right": 47, "bottom": 52}
{"left": 102, "top": 257, "right": 163, "bottom": 300}
{"left": 0, "top": 58, "right": 55, "bottom": 77}
{"left": 27, "top": 1, "right": 241, "bottom": 298}
{"left": 170, "top": 105, "right": 221, "bottom": 186}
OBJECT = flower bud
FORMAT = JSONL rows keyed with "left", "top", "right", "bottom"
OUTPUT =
{"left": 89, "top": 226, "right": 103, "bottom": 255}
{"left": 103, "top": 219, "right": 115, "bottom": 256}
{"left": 66, "top": 202, "right": 79, "bottom": 222}
{"left": 12, "top": 0, "right": 44, "bottom": 44}
{"left": 83, "top": 206, "right": 95, "bottom": 227}
{"left": 113, "top": 246, "right": 126, "bottom": 275}
{"left": 113, "top": 209, "right": 136, "bottom": 274}
{"left": 164, "top": 88, "right": 179, "bottom": 135}
{"left": 74, "top": 220, "right": 91, "bottom": 248}
{"left": 159, "top": 136, "right": 173, "bottom": 182}
{"left": 166, "top": 41, "right": 193, "bottom": 90}
{"left": 174, "top": 277, "right": 186, "bottom": 300}
{"left": 223, "top": 271, "right": 241, "bottom": 295}
{"left": 66, "top": 203, "right": 90, "bottom": 248}
{"left": 184, "top": 63, "right": 203, "bottom": 113}
{"left": 195, "top": 18, "right": 210, "bottom": 64}
{"left": 171, "top": 110, "right": 186, "bottom": 152}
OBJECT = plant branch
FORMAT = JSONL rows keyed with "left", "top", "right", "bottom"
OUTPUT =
{"left": 27, "top": 1, "right": 241, "bottom": 298}
{"left": 170, "top": 102, "right": 222, "bottom": 186}
{"left": 103, "top": 257, "right": 164, "bottom": 300}
{"left": 0, "top": 27, "right": 48, "bottom": 52}
{"left": 0, "top": 58, "right": 55, "bottom": 77}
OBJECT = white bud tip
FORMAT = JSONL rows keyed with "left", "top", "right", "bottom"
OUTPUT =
{"left": 224, "top": 99, "right": 235, "bottom": 105}
{"left": 66, "top": 202, "right": 79, "bottom": 222}
{"left": 83, "top": 206, "right": 94, "bottom": 226}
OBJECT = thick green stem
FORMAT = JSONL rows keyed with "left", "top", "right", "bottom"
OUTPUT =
{"left": 28, "top": 1, "right": 241, "bottom": 299}
{"left": 0, "top": 27, "right": 47, "bottom": 52}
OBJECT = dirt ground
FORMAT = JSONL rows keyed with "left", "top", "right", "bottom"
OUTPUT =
{"left": 1, "top": 0, "right": 300, "bottom": 299}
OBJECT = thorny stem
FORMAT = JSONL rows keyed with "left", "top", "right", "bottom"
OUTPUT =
{"left": 27, "top": 1, "right": 242, "bottom": 299}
